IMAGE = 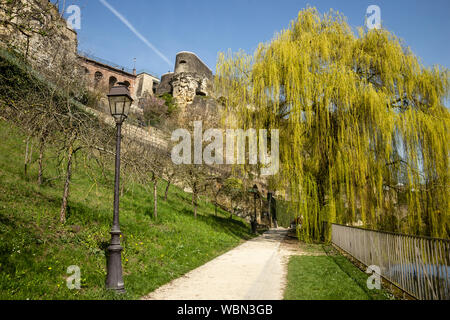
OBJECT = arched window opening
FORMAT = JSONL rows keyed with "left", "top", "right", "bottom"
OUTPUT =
{"left": 109, "top": 76, "right": 117, "bottom": 90}
{"left": 94, "top": 71, "right": 103, "bottom": 82}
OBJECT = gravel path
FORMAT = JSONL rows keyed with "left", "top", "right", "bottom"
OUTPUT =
{"left": 142, "top": 228, "right": 295, "bottom": 300}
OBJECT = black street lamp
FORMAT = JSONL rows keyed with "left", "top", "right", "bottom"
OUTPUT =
{"left": 105, "top": 82, "right": 133, "bottom": 292}
{"left": 267, "top": 192, "right": 273, "bottom": 228}
{"left": 250, "top": 184, "right": 259, "bottom": 234}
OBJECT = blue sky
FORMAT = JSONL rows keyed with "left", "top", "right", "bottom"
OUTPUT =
{"left": 57, "top": 0, "right": 450, "bottom": 78}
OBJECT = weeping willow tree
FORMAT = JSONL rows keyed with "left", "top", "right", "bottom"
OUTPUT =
{"left": 216, "top": 7, "right": 449, "bottom": 241}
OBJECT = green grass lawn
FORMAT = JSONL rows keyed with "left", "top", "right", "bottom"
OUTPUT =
{"left": 0, "top": 120, "right": 255, "bottom": 299}
{"left": 284, "top": 245, "right": 392, "bottom": 300}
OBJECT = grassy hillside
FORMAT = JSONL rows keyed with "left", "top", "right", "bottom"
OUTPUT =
{"left": 0, "top": 119, "right": 254, "bottom": 300}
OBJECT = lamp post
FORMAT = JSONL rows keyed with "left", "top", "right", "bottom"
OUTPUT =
{"left": 267, "top": 192, "right": 273, "bottom": 228}
{"left": 250, "top": 184, "right": 259, "bottom": 234}
{"left": 105, "top": 82, "right": 133, "bottom": 292}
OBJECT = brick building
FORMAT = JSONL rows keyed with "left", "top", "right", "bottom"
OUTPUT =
{"left": 78, "top": 54, "right": 160, "bottom": 101}
{"left": 79, "top": 55, "right": 137, "bottom": 96}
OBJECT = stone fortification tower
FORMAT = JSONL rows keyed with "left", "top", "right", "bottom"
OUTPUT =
{"left": 156, "top": 52, "right": 213, "bottom": 111}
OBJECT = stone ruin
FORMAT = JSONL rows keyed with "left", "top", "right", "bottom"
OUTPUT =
{"left": 156, "top": 52, "right": 214, "bottom": 110}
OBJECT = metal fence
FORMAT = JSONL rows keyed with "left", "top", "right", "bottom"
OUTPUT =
{"left": 78, "top": 50, "right": 135, "bottom": 73}
{"left": 77, "top": 51, "right": 160, "bottom": 78}
{"left": 331, "top": 223, "right": 450, "bottom": 300}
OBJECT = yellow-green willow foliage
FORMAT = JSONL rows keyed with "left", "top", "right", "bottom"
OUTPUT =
{"left": 216, "top": 8, "right": 449, "bottom": 241}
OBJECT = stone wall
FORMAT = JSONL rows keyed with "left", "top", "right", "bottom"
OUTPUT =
{"left": 85, "top": 106, "right": 169, "bottom": 150}
{"left": 156, "top": 72, "right": 175, "bottom": 95}
{"left": 0, "top": 0, "right": 78, "bottom": 71}
{"left": 174, "top": 51, "right": 213, "bottom": 80}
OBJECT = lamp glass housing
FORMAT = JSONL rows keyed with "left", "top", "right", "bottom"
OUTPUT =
{"left": 107, "top": 83, "right": 133, "bottom": 123}
{"left": 109, "top": 95, "right": 131, "bottom": 123}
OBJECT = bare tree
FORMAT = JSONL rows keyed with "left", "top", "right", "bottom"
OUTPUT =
{"left": 163, "top": 166, "right": 176, "bottom": 201}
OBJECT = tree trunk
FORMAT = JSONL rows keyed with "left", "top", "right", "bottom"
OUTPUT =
{"left": 194, "top": 201, "right": 197, "bottom": 219}
{"left": 317, "top": 178, "right": 326, "bottom": 240}
{"left": 60, "top": 145, "right": 74, "bottom": 224}
{"left": 38, "top": 138, "right": 45, "bottom": 185}
{"left": 230, "top": 199, "right": 234, "bottom": 219}
{"left": 153, "top": 178, "right": 158, "bottom": 218}
{"left": 193, "top": 193, "right": 197, "bottom": 218}
{"left": 164, "top": 179, "right": 170, "bottom": 201}
{"left": 24, "top": 136, "right": 30, "bottom": 177}
{"left": 25, "top": 36, "right": 30, "bottom": 59}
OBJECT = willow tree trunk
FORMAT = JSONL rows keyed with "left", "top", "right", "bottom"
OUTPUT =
{"left": 60, "top": 145, "right": 74, "bottom": 224}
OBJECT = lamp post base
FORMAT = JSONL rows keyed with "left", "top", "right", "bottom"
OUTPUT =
{"left": 105, "top": 231, "right": 125, "bottom": 292}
